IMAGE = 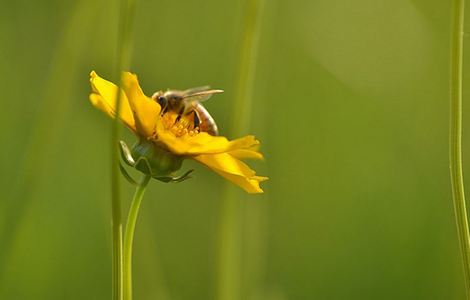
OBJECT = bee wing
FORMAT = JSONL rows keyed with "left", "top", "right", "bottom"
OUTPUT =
{"left": 182, "top": 89, "right": 224, "bottom": 104}
{"left": 183, "top": 86, "right": 212, "bottom": 94}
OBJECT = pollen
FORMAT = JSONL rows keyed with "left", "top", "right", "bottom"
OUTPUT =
{"left": 160, "top": 111, "right": 199, "bottom": 137}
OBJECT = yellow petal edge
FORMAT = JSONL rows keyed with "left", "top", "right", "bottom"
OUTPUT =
{"left": 121, "top": 72, "right": 161, "bottom": 137}
{"left": 194, "top": 153, "right": 268, "bottom": 194}
{"left": 89, "top": 71, "right": 136, "bottom": 132}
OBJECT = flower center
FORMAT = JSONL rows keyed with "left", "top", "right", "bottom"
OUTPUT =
{"left": 160, "top": 111, "right": 200, "bottom": 137}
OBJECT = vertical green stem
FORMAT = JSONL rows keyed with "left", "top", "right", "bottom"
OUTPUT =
{"left": 123, "top": 175, "right": 151, "bottom": 300}
{"left": 218, "top": 190, "right": 242, "bottom": 300}
{"left": 111, "top": 115, "right": 124, "bottom": 300}
{"left": 217, "top": 1, "right": 264, "bottom": 300}
{"left": 0, "top": 0, "right": 97, "bottom": 288}
{"left": 231, "top": 0, "right": 264, "bottom": 134}
{"left": 450, "top": 0, "right": 470, "bottom": 297}
{"left": 112, "top": 0, "right": 137, "bottom": 299}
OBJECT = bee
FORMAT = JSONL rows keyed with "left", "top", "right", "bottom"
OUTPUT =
{"left": 151, "top": 86, "right": 223, "bottom": 136}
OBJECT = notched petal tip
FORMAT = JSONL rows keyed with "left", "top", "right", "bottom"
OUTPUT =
{"left": 228, "top": 148, "right": 264, "bottom": 160}
{"left": 254, "top": 175, "right": 269, "bottom": 182}
{"left": 193, "top": 153, "right": 267, "bottom": 194}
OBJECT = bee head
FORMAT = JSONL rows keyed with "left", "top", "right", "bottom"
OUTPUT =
{"left": 156, "top": 95, "right": 167, "bottom": 108}
{"left": 164, "top": 91, "right": 185, "bottom": 111}
{"left": 151, "top": 91, "right": 166, "bottom": 107}
{"left": 152, "top": 90, "right": 185, "bottom": 114}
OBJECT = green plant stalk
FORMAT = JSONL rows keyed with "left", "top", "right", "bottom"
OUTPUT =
{"left": 112, "top": 0, "right": 137, "bottom": 299}
{"left": 123, "top": 175, "right": 151, "bottom": 300}
{"left": 218, "top": 190, "right": 243, "bottom": 300}
{"left": 450, "top": 0, "right": 470, "bottom": 296}
{"left": 217, "top": 1, "right": 264, "bottom": 300}
{"left": 231, "top": 0, "right": 264, "bottom": 134}
{"left": 0, "top": 0, "right": 97, "bottom": 287}
{"left": 111, "top": 115, "right": 124, "bottom": 300}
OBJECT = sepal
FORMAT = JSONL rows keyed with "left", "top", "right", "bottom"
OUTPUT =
{"left": 119, "top": 139, "right": 192, "bottom": 184}
{"left": 154, "top": 169, "right": 194, "bottom": 183}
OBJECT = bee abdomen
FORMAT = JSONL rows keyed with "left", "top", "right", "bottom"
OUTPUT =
{"left": 193, "top": 103, "right": 218, "bottom": 136}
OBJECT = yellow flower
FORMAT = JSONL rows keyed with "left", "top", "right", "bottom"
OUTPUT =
{"left": 89, "top": 71, "right": 268, "bottom": 193}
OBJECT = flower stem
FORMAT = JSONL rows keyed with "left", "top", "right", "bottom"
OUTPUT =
{"left": 450, "top": 0, "right": 470, "bottom": 296}
{"left": 123, "top": 175, "right": 151, "bottom": 300}
{"left": 111, "top": 0, "right": 137, "bottom": 299}
{"left": 231, "top": 0, "right": 264, "bottom": 134}
{"left": 218, "top": 1, "right": 264, "bottom": 300}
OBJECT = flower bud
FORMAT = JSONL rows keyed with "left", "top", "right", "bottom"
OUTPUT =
{"left": 131, "top": 139, "right": 183, "bottom": 177}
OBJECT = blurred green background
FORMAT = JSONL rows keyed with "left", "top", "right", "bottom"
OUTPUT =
{"left": 1, "top": 0, "right": 469, "bottom": 299}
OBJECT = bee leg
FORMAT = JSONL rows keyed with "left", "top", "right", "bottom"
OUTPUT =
{"left": 174, "top": 106, "right": 185, "bottom": 124}
{"left": 193, "top": 110, "right": 200, "bottom": 129}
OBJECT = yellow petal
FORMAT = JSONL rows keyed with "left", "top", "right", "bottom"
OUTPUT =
{"left": 121, "top": 72, "right": 161, "bottom": 138}
{"left": 89, "top": 71, "right": 136, "bottom": 131}
{"left": 227, "top": 149, "right": 264, "bottom": 160}
{"left": 228, "top": 143, "right": 264, "bottom": 160}
{"left": 193, "top": 153, "right": 268, "bottom": 193}
{"left": 157, "top": 124, "right": 261, "bottom": 156}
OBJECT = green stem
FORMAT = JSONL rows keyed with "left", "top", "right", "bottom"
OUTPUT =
{"left": 111, "top": 0, "right": 137, "bottom": 299}
{"left": 0, "top": 0, "right": 97, "bottom": 288}
{"left": 123, "top": 175, "right": 151, "bottom": 300}
{"left": 111, "top": 156, "right": 123, "bottom": 300}
{"left": 217, "top": 1, "right": 264, "bottom": 300}
{"left": 450, "top": 0, "right": 470, "bottom": 297}
{"left": 217, "top": 190, "right": 243, "bottom": 300}
{"left": 231, "top": 0, "right": 264, "bottom": 135}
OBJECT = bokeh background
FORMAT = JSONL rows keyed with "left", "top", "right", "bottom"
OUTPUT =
{"left": 1, "top": 0, "right": 470, "bottom": 299}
